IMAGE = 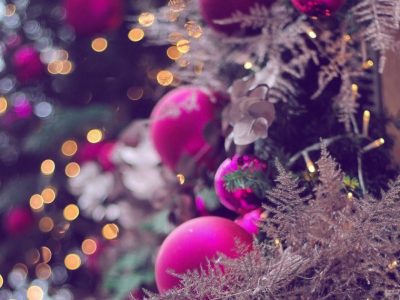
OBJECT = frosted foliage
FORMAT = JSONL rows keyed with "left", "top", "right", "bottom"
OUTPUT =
{"left": 144, "top": 148, "right": 400, "bottom": 299}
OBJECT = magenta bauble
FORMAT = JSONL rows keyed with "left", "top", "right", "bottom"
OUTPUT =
{"left": 65, "top": 0, "right": 123, "bottom": 36}
{"left": 235, "top": 208, "right": 264, "bottom": 235}
{"left": 214, "top": 155, "right": 267, "bottom": 214}
{"left": 291, "top": 0, "right": 345, "bottom": 17}
{"left": 12, "top": 46, "right": 44, "bottom": 83}
{"left": 155, "top": 216, "right": 253, "bottom": 293}
{"left": 77, "top": 141, "right": 116, "bottom": 171}
{"left": 3, "top": 207, "right": 34, "bottom": 235}
{"left": 198, "top": 0, "right": 274, "bottom": 35}
{"left": 150, "top": 87, "right": 216, "bottom": 171}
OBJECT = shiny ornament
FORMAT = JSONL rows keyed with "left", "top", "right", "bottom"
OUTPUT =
{"left": 155, "top": 216, "right": 253, "bottom": 293}
{"left": 235, "top": 208, "right": 264, "bottom": 234}
{"left": 12, "top": 46, "right": 44, "bottom": 83}
{"left": 65, "top": 0, "right": 123, "bottom": 36}
{"left": 291, "top": 0, "right": 345, "bottom": 17}
{"left": 198, "top": 0, "right": 274, "bottom": 35}
{"left": 3, "top": 207, "right": 34, "bottom": 235}
{"left": 214, "top": 155, "right": 267, "bottom": 214}
{"left": 150, "top": 87, "right": 216, "bottom": 171}
{"left": 77, "top": 141, "right": 116, "bottom": 171}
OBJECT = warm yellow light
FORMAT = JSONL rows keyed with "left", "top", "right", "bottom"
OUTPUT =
{"left": 362, "top": 59, "right": 374, "bottom": 69}
{"left": 87, "top": 129, "right": 103, "bottom": 143}
{"left": 138, "top": 12, "right": 155, "bottom": 27}
{"left": 347, "top": 192, "right": 353, "bottom": 200}
{"left": 65, "top": 162, "right": 80, "bottom": 178}
{"left": 303, "top": 152, "right": 316, "bottom": 173}
{"left": 41, "top": 187, "right": 56, "bottom": 204}
{"left": 166, "top": 46, "right": 182, "bottom": 60}
{"left": 274, "top": 239, "right": 281, "bottom": 247}
{"left": 362, "top": 110, "right": 370, "bottom": 136}
{"left": 39, "top": 216, "right": 54, "bottom": 232}
{"left": 64, "top": 253, "right": 81, "bottom": 270}
{"left": 102, "top": 223, "right": 119, "bottom": 240}
{"left": 0, "top": 97, "right": 8, "bottom": 114}
{"left": 343, "top": 34, "right": 351, "bottom": 42}
{"left": 61, "top": 140, "right": 78, "bottom": 157}
{"left": 351, "top": 83, "right": 358, "bottom": 94}
{"left": 184, "top": 21, "right": 203, "bottom": 38}
{"left": 176, "top": 39, "right": 190, "bottom": 53}
{"left": 41, "top": 159, "right": 55, "bottom": 175}
{"left": 47, "top": 61, "right": 63, "bottom": 74}
{"left": 63, "top": 204, "right": 80, "bottom": 221}
{"left": 388, "top": 260, "right": 398, "bottom": 270}
{"left": 35, "top": 263, "right": 52, "bottom": 280}
{"left": 176, "top": 174, "right": 185, "bottom": 185}
{"left": 244, "top": 61, "right": 253, "bottom": 70}
{"left": 59, "top": 60, "right": 73, "bottom": 75}
{"left": 82, "top": 238, "right": 97, "bottom": 255}
{"left": 41, "top": 246, "right": 52, "bottom": 263}
{"left": 168, "top": 32, "right": 184, "bottom": 44}
{"left": 157, "top": 70, "right": 174, "bottom": 86}
{"left": 127, "top": 87, "right": 144, "bottom": 101}
{"left": 30, "top": 194, "right": 44, "bottom": 211}
{"left": 91, "top": 37, "right": 108, "bottom": 52}
{"left": 307, "top": 29, "right": 317, "bottom": 39}
{"left": 362, "top": 138, "right": 385, "bottom": 152}
{"left": 27, "top": 285, "right": 44, "bottom": 300}
{"left": 0, "top": 274, "right": 3, "bottom": 288}
{"left": 128, "top": 28, "right": 145, "bottom": 42}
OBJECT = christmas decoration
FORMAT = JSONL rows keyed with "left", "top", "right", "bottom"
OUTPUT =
{"left": 3, "top": 207, "right": 34, "bottom": 235}
{"left": 64, "top": 0, "right": 123, "bottom": 36}
{"left": 214, "top": 155, "right": 267, "bottom": 214}
{"left": 291, "top": 0, "right": 345, "bottom": 17}
{"left": 198, "top": 0, "right": 274, "bottom": 35}
{"left": 150, "top": 87, "right": 217, "bottom": 171}
{"left": 235, "top": 208, "right": 264, "bottom": 234}
{"left": 155, "top": 216, "right": 253, "bottom": 293}
{"left": 12, "top": 46, "right": 44, "bottom": 83}
{"left": 78, "top": 141, "right": 116, "bottom": 171}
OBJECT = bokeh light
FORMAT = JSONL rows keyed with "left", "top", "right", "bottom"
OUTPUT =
{"left": 63, "top": 204, "right": 79, "bottom": 221}
{"left": 138, "top": 12, "right": 155, "bottom": 27}
{"left": 64, "top": 254, "right": 81, "bottom": 271}
{"left": 0, "top": 96, "right": 7, "bottom": 114}
{"left": 38, "top": 217, "right": 54, "bottom": 233}
{"left": 176, "top": 39, "right": 190, "bottom": 53}
{"left": 41, "top": 159, "right": 55, "bottom": 175}
{"left": 35, "top": 263, "right": 51, "bottom": 280}
{"left": 102, "top": 223, "right": 119, "bottom": 240}
{"left": 41, "top": 187, "right": 56, "bottom": 204}
{"left": 87, "top": 129, "right": 103, "bottom": 143}
{"left": 81, "top": 238, "right": 97, "bottom": 255}
{"left": 30, "top": 194, "right": 44, "bottom": 211}
{"left": 65, "top": 162, "right": 80, "bottom": 178}
{"left": 61, "top": 140, "right": 78, "bottom": 156}
{"left": 166, "top": 46, "right": 181, "bottom": 60}
{"left": 156, "top": 70, "right": 174, "bottom": 86}
{"left": 41, "top": 247, "right": 52, "bottom": 263}
{"left": 91, "top": 37, "right": 108, "bottom": 52}
{"left": 127, "top": 87, "right": 144, "bottom": 101}
{"left": 27, "top": 285, "right": 44, "bottom": 300}
{"left": 128, "top": 28, "right": 144, "bottom": 42}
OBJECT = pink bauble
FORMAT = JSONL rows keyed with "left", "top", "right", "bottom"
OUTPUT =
{"left": 12, "top": 46, "right": 44, "bottom": 83}
{"left": 78, "top": 141, "right": 116, "bottom": 171}
{"left": 291, "top": 0, "right": 345, "bottom": 17}
{"left": 155, "top": 216, "right": 253, "bottom": 293}
{"left": 65, "top": 0, "right": 123, "bottom": 36}
{"left": 3, "top": 207, "right": 34, "bottom": 235}
{"left": 198, "top": 0, "right": 274, "bottom": 35}
{"left": 235, "top": 208, "right": 264, "bottom": 235}
{"left": 150, "top": 87, "right": 216, "bottom": 171}
{"left": 214, "top": 155, "right": 267, "bottom": 214}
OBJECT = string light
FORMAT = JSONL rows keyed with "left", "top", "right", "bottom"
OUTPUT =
{"left": 244, "top": 61, "right": 253, "bottom": 70}
{"left": 41, "top": 159, "right": 55, "bottom": 175}
{"left": 347, "top": 192, "right": 353, "bottom": 200}
{"left": 64, "top": 253, "right": 81, "bottom": 270}
{"left": 362, "top": 138, "right": 385, "bottom": 153}
{"left": 351, "top": 83, "right": 358, "bottom": 95}
{"left": 302, "top": 152, "right": 316, "bottom": 173}
{"left": 343, "top": 34, "right": 351, "bottom": 42}
{"left": 138, "top": 12, "right": 155, "bottom": 27}
{"left": 63, "top": 204, "right": 80, "bottom": 221}
{"left": 128, "top": 28, "right": 145, "bottom": 42}
{"left": 102, "top": 223, "right": 119, "bottom": 240}
{"left": 274, "top": 238, "right": 281, "bottom": 247}
{"left": 156, "top": 70, "right": 174, "bottom": 86}
{"left": 176, "top": 39, "right": 190, "bottom": 53}
{"left": 65, "top": 162, "right": 80, "bottom": 178}
{"left": 30, "top": 194, "right": 44, "bottom": 211}
{"left": 27, "top": 285, "right": 44, "bottom": 300}
{"left": 82, "top": 238, "right": 97, "bottom": 255}
{"left": 39, "top": 216, "right": 54, "bottom": 232}
{"left": 388, "top": 260, "right": 398, "bottom": 270}
{"left": 166, "top": 46, "right": 182, "bottom": 60}
{"left": 306, "top": 28, "right": 317, "bottom": 39}
{"left": 362, "top": 110, "right": 370, "bottom": 136}
{"left": 41, "top": 186, "right": 56, "bottom": 204}
{"left": 362, "top": 59, "right": 374, "bottom": 69}
{"left": 91, "top": 37, "right": 108, "bottom": 52}
{"left": 87, "top": 129, "right": 103, "bottom": 143}
{"left": 176, "top": 173, "right": 185, "bottom": 185}
{"left": 0, "top": 96, "right": 7, "bottom": 114}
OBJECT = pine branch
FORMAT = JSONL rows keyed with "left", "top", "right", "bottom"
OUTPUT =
{"left": 224, "top": 169, "right": 268, "bottom": 199}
